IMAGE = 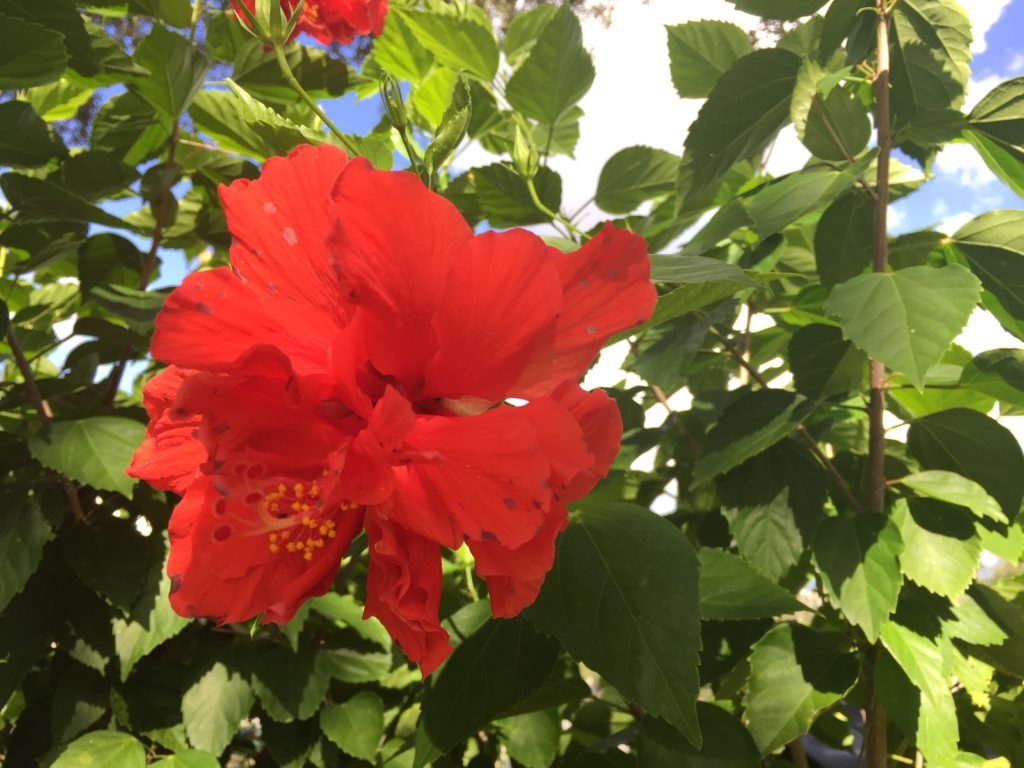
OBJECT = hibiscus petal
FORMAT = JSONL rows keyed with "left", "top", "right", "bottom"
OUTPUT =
{"left": 364, "top": 515, "right": 450, "bottom": 676}
{"left": 512, "top": 224, "right": 656, "bottom": 398}
{"left": 422, "top": 230, "right": 562, "bottom": 402}
{"left": 551, "top": 383, "right": 623, "bottom": 499}
{"left": 327, "top": 160, "right": 472, "bottom": 392}
{"left": 394, "top": 406, "right": 551, "bottom": 550}
{"left": 127, "top": 366, "right": 205, "bottom": 494}
{"left": 338, "top": 386, "right": 416, "bottom": 505}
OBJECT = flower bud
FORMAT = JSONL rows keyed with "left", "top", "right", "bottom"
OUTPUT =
{"left": 512, "top": 123, "right": 539, "bottom": 180}
{"left": 378, "top": 73, "right": 408, "bottom": 134}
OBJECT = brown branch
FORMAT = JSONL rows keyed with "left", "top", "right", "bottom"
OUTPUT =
{"left": 7, "top": 324, "right": 85, "bottom": 522}
{"left": 789, "top": 738, "right": 811, "bottom": 768}
{"left": 651, "top": 384, "right": 700, "bottom": 454}
{"left": 711, "top": 328, "right": 864, "bottom": 514}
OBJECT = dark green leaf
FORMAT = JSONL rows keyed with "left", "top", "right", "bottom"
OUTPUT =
{"left": 131, "top": 25, "right": 208, "bottom": 117}
{"left": 961, "top": 348, "right": 1024, "bottom": 411}
{"left": 596, "top": 146, "right": 680, "bottom": 214}
{"left": 0, "top": 101, "right": 64, "bottom": 168}
{"left": 506, "top": 4, "right": 595, "bottom": 125}
{"left": 0, "top": 494, "right": 53, "bottom": 613}
{"left": 51, "top": 660, "right": 109, "bottom": 744}
{"left": 727, "top": 0, "right": 828, "bottom": 20}
{"left": 814, "top": 192, "right": 874, "bottom": 288}
{"left": 529, "top": 503, "right": 702, "bottom": 746}
{"left": 723, "top": 490, "right": 806, "bottom": 581}
{"left": 743, "top": 624, "right": 859, "bottom": 755}
{"left": 401, "top": 10, "right": 498, "bottom": 81}
{"left": 92, "top": 92, "right": 171, "bottom": 165}
{"left": 471, "top": 164, "right": 562, "bottom": 228}
{"left": 665, "top": 20, "right": 751, "bottom": 99}
{"left": 182, "top": 662, "right": 254, "bottom": 755}
{"left": 682, "top": 49, "right": 802, "bottom": 203}
{"left": 954, "top": 211, "right": 1024, "bottom": 334}
{"left": 0, "top": 14, "right": 68, "bottom": 89}
{"left": 1, "top": 172, "right": 134, "bottom": 230}
{"left": 898, "top": 470, "right": 1006, "bottom": 524}
{"left": 813, "top": 515, "right": 903, "bottom": 642}
{"left": 320, "top": 692, "right": 385, "bottom": 762}
{"left": 251, "top": 646, "right": 331, "bottom": 723}
{"left": 965, "top": 78, "right": 1024, "bottom": 197}
{"left": 320, "top": 648, "right": 393, "bottom": 683}
{"left": 52, "top": 731, "right": 146, "bottom": 768}
{"left": 698, "top": 548, "right": 804, "bottom": 620}
{"left": 113, "top": 569, "right": 189, "bottom": 682}
{"left": 637, "top": 705, "right": 760, "bottom": 768}
{"left": 791, "top": 62, "right": 870, "bottom": 162}
{"left": 789, "top": 324, "right": 866, "bottom": 398}
{"left": 907, "top": 408, "right": 1024, "bottom": 522}
{"left": 825, "top": 265, "right": 981, "bottom": 389}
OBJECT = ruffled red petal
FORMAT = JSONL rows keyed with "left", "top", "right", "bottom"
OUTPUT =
{"left": 422, "top": 230, "right": 562, "bottom": 402}
{"left": 127, "top": 366, "right": 205, "bottom": 494}
{"left": 364, "top": 515, "right": 450, "bottom": 676}
{"left": 512, "top": 224, "right": 656, "bottom": 398}
{"left": 327, "top": 159, "right": 472, "bottom": 392}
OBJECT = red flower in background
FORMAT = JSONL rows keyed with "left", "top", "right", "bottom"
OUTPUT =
{"left": 234, "top": 0, "right": 387, "bottom": 45}
{"left": 128, "top": 145, "right": 655, "bottom": 675}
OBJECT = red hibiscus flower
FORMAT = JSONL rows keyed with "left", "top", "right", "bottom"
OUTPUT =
{"left": 128, "top": 145, "right": 655, "bottom": 675}
{"left": 234, "top": 0, "right": 387, "bottom": 45}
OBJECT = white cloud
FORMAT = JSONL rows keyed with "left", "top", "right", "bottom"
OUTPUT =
{"left": 961, "top": 0, "right": 1012, "bottom": 54}
{"left": 937, "top": 210, "right": 974, "bottom": 235}
{"left": 934, "top": 142, "right": 999, "bottom": 188}
{"left": 1009, "top": 52, "right": 1024, "bottom": 74}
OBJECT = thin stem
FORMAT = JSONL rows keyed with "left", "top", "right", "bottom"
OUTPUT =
{"left": 188, "top": 0, "right": 203, "bottom": 42}
{"left": 7, "top": 324, "right": 85, "bottom": 522}
{"left": 809, "top": 96, "right": 879, "bottom": 203}
{"left": 526, "top": 178, "right": 589, "bottom": 241}
{"left": 464, "top": 566, "right": 479, "bottom": 601}
{"left": 651, "top": 384, "right": 700, "bottom": 454}
{"left": 711, "top": 327, "right": 864, "bottom": 515}
{"left": 789, "top": 739, "right": 811, "bottom": 768}
{"left": 271, "top": 43, "right": 359, "bottom": 156}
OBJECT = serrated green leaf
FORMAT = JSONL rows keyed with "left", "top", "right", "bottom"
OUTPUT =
{"left": 791, "top": 60, "right": 870, "bottom": 161}
{"left": 496, "top": 710, "right": 560, "bottom": 768}
{"left": 698, "top": 549, "right": 804, "bottom": 620}
{"left": 0, "top": 101, "right": 65, "bottom": 168}
{"left": 503, "top": 4, "right": 558, "bottom": 67}
{"left": 727, "top": 0, "right": 828, "bottom": 20}
{"left": 52, "top": 731, "right": 146, "bottom": 768}
{"left": 907, "top": 409, "right": 1024, "bottom": 522}
{"left": 401, "top": 10, "right": 498, "bottom": 81}
{"left": 961, "top": 348, "right": 1024, "bottom": 412}
{"left": 814, "top": 192, "right": 874, "bottom": 288}
{"left": 251, "top": 646, "right": 331, "bottom": 723}
{"left": 373, "top": 10, "right": 433, "bottom": 81}
{"left": 665, "top": 20, "right": 752, "bottom": 99}
{"left": 954, "top": 211, "right": 1024, "bottom": 334}
{"left": 113, "top": 569, "right": 189, "bottom": 682}
{"left": 964, "top": 78, "right": 1024, "bottom": 197}
{"left": 1, "top": 172, "right": 135, "bottom": 230}
{"left": 529, "top": 503, "right": 702, "bottom": 746}
{"left": 637, "top": 705, "right": 760, "bottom": 768}
{"left": 743, "top": 623, "right": 859, "bottom": 755}
{"left": 150, "top": 750, "right": 221, "bottom": 768}
{"left": 182, "top": 662, "right": 254, "bottom": 756}
{"left": 0, "top": 14, "right": 68, "bottom": 89}
{"left": 51, "top": 660, "right": 109, "bottom": 744}
{"left": 899, "top": 470, "right": 1007, "bottom": 524}
{"left": 320, "top": 648, "right": 393, "bottom": 684}
{"left": 682, "top": 49, "right": 801, "bottom": 204}
{"left": 813, "top": 515, "right": 903, "bottom": 642}
{"left": 789, "top": 324, "right": 866, "bottom": 397}
{"left": 506, "top": 4, "right": 594, "bottom": 125}
{"left": 29, "top": 417, "right": 144, "bottom": 497}
{"left": 321, "top": 692, "right": 385, "bottom": 762}
{"left": 892, "top": 498, "right": 981, "bottom": 599}
{"left": 131, "top": 25, "right": 208, "bottom": 118}
{"left": 825, "top": 265, "right": 981, "bottom": 389}
{"left": 470, "top": 164, "right": 562, "bottom": 228}
{"left": 307, "top": 593, "right": 390, "bottom": 649}
{"left": 596, "top": 146, "right": 680, "bottom": 214}
{"left": 0, "top": 494, "right": 53, "bottom": 613}
{"left": 723, "top": 490, "right": 806, "bottom": 582}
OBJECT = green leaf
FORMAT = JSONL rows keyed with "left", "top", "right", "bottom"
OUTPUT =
{"left": 424, "top": 75, "right": 471, "bottom": 178}
{"left": 506, "top": 3, "right": 594, "bottom": 125}
{"left": 813, "top": 515, "right": 903, "bottom": 642}
{"left": 497, "top": 710, "right": 560, "bottom": 768}
{"left": 743, "top": 624, "right": 859, "bottom": 755}
{"left": 814, "top": 192, "right": 873, "bottom": 289}
{"left": 954, "top": 211, "right": 1024, "bottom": 333}
{"left": 0, "top": 494, "right": 53, "bottom": 613}
{"left": 321, "top": 692, "right": 385, "bottom": 762}
{"left": 29, "top": 417, "right": 144, "bottom": 497}
{"left": 0, "top": 14, "right": 68, "bottom": 89}
{"left": 0, "top": 101, "right": 64, "bottom": 168}
{"left": 470, "top": 164, "right": 562, "bottom": 228}
{"left": 745, "top": 161, "right": 870, "bottom": 238}
{"left": 401, "top": 10, "right": 498, "bottom": 81}
{"left": 824, "top": 265, "right": 981, "bottom": 389}
{"left": 92, "top": 92, "right": 171, "bottom": 166}
{"left": 637, "top": 705, "right": 760, "bottom": 768}
{"left": 961, "top": 348, "right": 1024, "bottom": 411}
{"left": 150, "top": 750, "right": 221, "bottom": 768}
{"left": 307, "top": 593, "right": 390, "bottom": 649}
{"left": 898, "top": 470, "right": 1007, "bottom": 524}
{"left": 503, "top": 4, "right": 558, "bottom": 67}
{"left": 649, "top": 254, "right": 757, "bottom": 286}
{"left": 665, "top": 20, "right": 752, "bottom": 99}
{"left": 964, "top": 78, "right": 1024, "bottom": 197}
{"left": 320, "top": 648, "right": 393, "bottom": 684}
{"left": 682, "top": 49, "right": 801, "bottom": 203}
{"left": 791, "top": 60, "right": 870, "bottom": 162}
{"left": 789, "top": 324, "right": 866, "bottom": 398}
{"left": 596, "top": 146, "right": 680, "bottom": 214}
{"left": 723, "top": 490, "right": 806, "bottom": 582}
{"left": 51, "top": 659, "right": 109, "bottom": 744}
{"left": 529, "top": 503, "right": 702, "bottom": 746}
{"left": 419, "top": 618, "right": 557, "bottom": 757}
{"left": 251, "top": 646, "right": 331, "bottom": 723}
{"left": 878, "top": 618, "right": 958, "bottom": 768}
{"left": 907, "top": 408, "right": 1024, "bottom": 522}
{"left": 1, "top": 172, "right": 135, "bottom": 230}
{"left": 24, "top": 78, "right": 93, "bottom": 121}
{"left": 892, "top": 499, "right": 981, "bottom": 599}
{"left": 727, "top": 0, "right": 828, "bottom": 20}
{"left": 52, "top": 731, "right": 146, "bottom": 768}
{"left": 373, "top": 11, "right": 433, "bottom": 81}
{"left": 693, "top": 391, "right": 809, "bottom": 486}
{"left": 890, "top": 0, "right": 971, "bottom": 129}
{"left": 182, "top": 662, "right": 253, "bottom": 755}
{"left": 113, "top": 569, "right": 189, "bottom": 682}
{"left": 130, "top": 25, "right": 208, "bottom": 118}
{"left": 698, "top": 548, "right": 804, "bottom": 620}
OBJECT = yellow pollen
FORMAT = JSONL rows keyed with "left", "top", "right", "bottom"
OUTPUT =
{"left": 294, "top": 483, "right": 304, "bottom": 499}
{"left": 303, "top": 551, "right": 313, "bottom": 561}
{"left": 281, "top": 531, "right": 290, "bottom": 540}
{"left": 277, "top": 483, "right": 286, "bottom": 494}
{"left": 269, "top": 533, "right": 278, "bottom": 542}
{"left": 286, "top": 542, "right": 296, "bottom": 552}
{"left": 309, "top": 482, "right": 320, "bottom": 497}
{"left": 319, "top": 525, "right": 327, "bottom": 535}
{"left": 269, "top": 544, "right": 279, "bottom": 553}
{"left": 328, "top": 529, "right": 336, "bottom": 538}
{"left": 291, "top": 502, "right": 302, "bottom": 511}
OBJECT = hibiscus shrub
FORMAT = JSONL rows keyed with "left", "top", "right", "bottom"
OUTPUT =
{"left": 2, "top": 0, "right": 1024, "bottom": 767}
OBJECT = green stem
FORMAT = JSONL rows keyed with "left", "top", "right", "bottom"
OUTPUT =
{"left": 188, "top": 0, "right": 203, "bottom": 42}
{"left": 271, "top": 43, "right": 359, "bottom": 156}
{"left": 526, "top": 178, "right": 589, "bottom": 241}
{"left": 464, "top": 566, "right": 479, "bottom": 602}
